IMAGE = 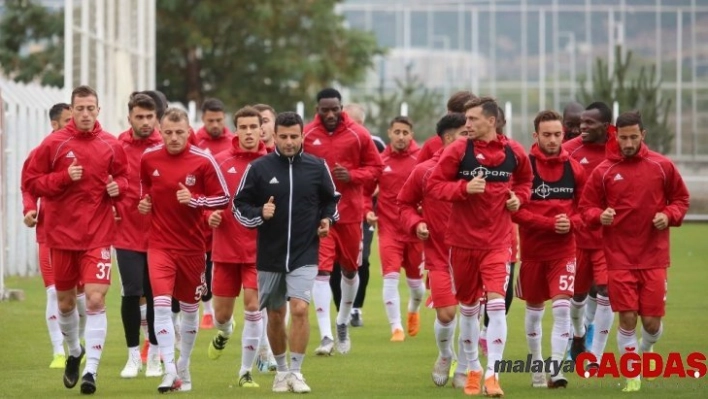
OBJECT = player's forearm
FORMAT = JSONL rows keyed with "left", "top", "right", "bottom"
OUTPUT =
{"left": 27, "top": 170, "right": 73, "bottom": 198}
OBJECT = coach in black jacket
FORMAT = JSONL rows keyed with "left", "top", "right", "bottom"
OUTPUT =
{"left": 232, "top": 111, "right": 339, "bottom": 393}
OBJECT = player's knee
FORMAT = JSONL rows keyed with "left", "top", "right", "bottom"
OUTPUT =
{"left": 618, "top": 311, "right": 638, "bottom": 330}
{"left": 436, "top": 307, "right": 456, "bottom": 324}
{"left": 342, "top": 269, "right": 357, "bottom": 279}
{"left": 641, "top": 317, "right": 662, "bottom": 334}
{"left": 289, "top": 299, "right": 309, "bottom": 319}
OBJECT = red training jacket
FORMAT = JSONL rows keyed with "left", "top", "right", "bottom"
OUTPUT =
{"left": 21, "top": 147, "right": 47, "bottom": 243}
{"left": 417, "top": 135, "right": 443, "bottom": 164}
{"left": 303, "top": 112, "right": 384, "bottom": 224}
{"left": 398, "top": 149, "right": 451, "bottom": 271}
{"left": 426, "top": 135, "right": 533, "bottom": 250}
{"left": 113, "top": 129, "right": 163, "bottom": 252}
{"left": 512, "top": 144, "right": 587, "bottom": 262}
{"left": 579, "top": 143, "right": 689, "bottom": 270}
{"left": 210, "top": 138, "right": 267, "bottom": 263}
{"left": 194, "top": 127, "right": 235, "bottom": 155}
{"left": 25, "top": 120, "right": 129, "bottom": 250}
{"left": 140, "top": 143, "right": 230, "bottom": 253}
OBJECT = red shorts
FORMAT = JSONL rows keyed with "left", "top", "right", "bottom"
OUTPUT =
{"left": 450, "top": 247, "right": 510, "bottom": 305}
{"left": 39, "top": 243, "right": 53, "bottom": 287}
{"left": 379, "top": 237, "right": 423, "bottom": 278}
{"left": 428, "top": 269, "right": 457, "bottom": 308}
{"left": 212, "top": 262, "right": 257, "bottom": 298}
{"left": 318, "top": 223, "right": 362, "bottom": 273}
{"left": 148, "top": 249, "right": 206, "bottom": 304}
{"left": 608, "top": 268, "right": 667, "bottom": 317}
{"left": 574, "top": 249, "right": 608, "bottom": 295}
{"left": 516, "top": 258, "right": 576, "bottom": 304}
{"left": 50, "top": 247, "right": 113, "bottom": 291}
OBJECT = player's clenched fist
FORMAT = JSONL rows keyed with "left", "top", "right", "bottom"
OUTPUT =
{"left": 208, "top": 210, "right": 224, "bottom": 228}
{"left": 138, "top": 195, "right": 152, "bottom": 214}
{"left": 653, "top": 212, "right": 669, "bottom": 230}
{"left": 23, "top": 210, "right": 38, "bottom": 228}
{"left": 177, "top": 183, "right": 191, "bottom": 205}
{"left": 600, "top": 207, "right": 616, "bottom": 226}
{"left": 106, "top": 175, "right": 119, "bottom": 197}
{"left": 365, "top": 211, "right": 378, "bottom": 227}
{"left": 506, "top": 190, "right": 520, "bottom": 212}
{"left": 466, "top": 171, "right": 486, "bottom": 194}
{"left": 262, "top": 196, "right": 275, "bottom": 220}
{"left": 554, "top": 213, "right": 571, "bottom": 234}
{"left": 318, "top": 218, "right": 331, "bottom": 237}
{"left": 416, "top": 222, "right": 429, "bottom": 241}
{"left": 68, "top": 158, "right": 83, "bottom": 181}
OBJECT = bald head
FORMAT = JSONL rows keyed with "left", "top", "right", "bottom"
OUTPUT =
{"left": 562, "top": 102, "right": 584, "bottom": 141}
{"left": 344, "top": 103, "right": 366, "bottom": 125}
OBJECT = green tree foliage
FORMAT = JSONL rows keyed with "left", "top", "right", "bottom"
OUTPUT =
{"left": 157, "top": 0, "right": 384, "bottom": 115}
{"left": 361, "top": 63, "right": 444, "bottom": 140}
{"left": 579, "top": 45, "right": 673, "bottom": 154}
{"left": 0, "top": 0, "right": 64, "bottom": 87}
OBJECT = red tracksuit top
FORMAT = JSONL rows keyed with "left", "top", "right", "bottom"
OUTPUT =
{"left": 140, "top": 143, "right": 230, "bottom": 253}
{"left": 113, "top": 129, "right": 163, "bottom": 252}
{"left": 427, "top": 135, "right": 533, "bottom": 250}
{"left": 303, "top": 112, "right": 384, "bottom": 224}
{"left": 21, "top": 147, "right": 47, "bottom": 243}
{"left": 25, "top": 120, "right": 130, "bottom": 250}
{"left": 398, "top": 149, "right": 451, "bottom": 270}
{"left": 579, "top": 143, "right": 689, "bottom": 270}
{"left": 563, "top": 135, "right": 609, "bottom": 249}
{"left": 210, "top": 138, "right": 268, "bottom": 264}
{"left": 511, "top": 144, "right": 587, "bottom": 262}
{"left": 417, "top": 135, "right": 443, "bottom": 164}
{"left": 194, "top": 127, "right": 235, "bottom": 155}
{"left": 374, "top": 141, "right": 420, "bottom": 241}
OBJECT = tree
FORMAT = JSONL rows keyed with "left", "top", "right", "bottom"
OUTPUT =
{"left": 0, "top": 0, "right": 64, "bottom": 87}
{"left": 156, "top": 0, "right": 384, "bottom": 115}
{"left": 360, "top": 62, "right": 445, "bottom": 140}
{"left": 578, "top": 45, "right": 673, "bottom": 154}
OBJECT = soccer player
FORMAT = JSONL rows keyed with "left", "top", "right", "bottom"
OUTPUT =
{"left": 580, "top": 111, "right": 689, "bottom": 392}
{"left": 206, "top": 106, "right": 268, "bottom": 388}
{"left": 233, "top": 111, "right": 340, "bottom": 393}
{"left": 303, "top": 88, "right": 383, "bottom": 355}
{"left": 114, "top": 93, "right": 163, "bottom": 378}
{"left": 398, "top": 113, "right": 468, "bottom": 387}
{"left": 562, "top": 102, "right": 584, "bottom": 142}
{"left": 416, "top": 91, "right": 477, "bottom": 163}
{"left": 21, "top": 102, "right": 74, "bottom": 369}
{"left": 427, "top": 97, "right": 533, "bottom": 396}
{"left": 562, "top": 102, "right": 616, "bottom": 360}
{"left": 25, "top": 85, "right": 130, "bottom": 394}
{"left": 194, "top": 97, "right": 235, "bottom": 329}
{"left": 253, "top": 103, "right": 276, "bottom": 152}
{"left": 512, "top": 110, "right": 587, "bottom": 388}
{"left": 364, "top": 116, "right": 424, "bottom": 341}
{"left": 138, "top": 108, "right": 230, "bottom": 393}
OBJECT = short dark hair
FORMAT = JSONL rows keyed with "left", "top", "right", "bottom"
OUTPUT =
{"left": 49, "top": 103, "right": 70, "bottom": 121}
{"left": 389, "top": 116, "right": 413, "bottom": 129}
{"left": 586, "top": 101, "right": 613, "bottom": 124}
{"left": 496, "top": 107, "right": 507, "bottom": 134}
{"left": 128, "top": 93, "right": 156, "bottom": 113}
{"left": 137, "top": 90, "right": 167, "bottom": 120}
{"left": 201, "top": 98, "right": 225, "bottom": 113}
{"left": 436, "top": 113, "right": 466, "bottom": 137}
{"left": 233, "top": 106, "right": 263, "bottom": 126}
{"left": 253, "top": 103, "right": 276, "bottom": 117}
{"left": 447, "top": 91, "right": 477, "bottom": 113}
{"left": 316, "top": 88, "right": 342, "bottom": 102}
{"left": 533, "top": 110, "right": 563, "bottom": 132}
{"left": 615, "top": 111, "right": 644, "bottom": 130}
{"left": 463, "top": 96, "right": 499, "bottom": 119}
{"left": 274, "top": 111, "right": 303, "bottom": 133}
{"left": 162, "top": 108, "right": 189, "bottom": 124}
{"left": 71, "top": 85, "right": 98, "bottom": 105}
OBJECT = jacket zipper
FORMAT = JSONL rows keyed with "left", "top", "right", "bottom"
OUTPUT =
{"left": 285, "top": 158, "right": 294, "bottom": 272}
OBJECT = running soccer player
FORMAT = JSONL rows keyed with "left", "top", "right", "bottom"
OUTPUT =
{"left": 417, "top": 91, "right": 477, "bottom": 164}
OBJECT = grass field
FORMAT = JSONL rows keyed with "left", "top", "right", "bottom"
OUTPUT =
{"left": 1, "top": 224, "right": 707, "bottom": 398}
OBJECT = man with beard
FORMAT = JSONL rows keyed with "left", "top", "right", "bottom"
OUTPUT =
{"left": 253, "top": 103, "right": 276, "bottom": 153}
{"left": 562, "top": 102, "right": 584, "bottom": 142}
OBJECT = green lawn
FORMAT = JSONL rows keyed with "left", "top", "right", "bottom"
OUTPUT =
{"left": 1, "top": 224, "right": 707, "bottom": 398}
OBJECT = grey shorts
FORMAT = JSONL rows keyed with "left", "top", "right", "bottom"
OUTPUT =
{"left": 258, "top": 266, "right": 318, "bottom": 310}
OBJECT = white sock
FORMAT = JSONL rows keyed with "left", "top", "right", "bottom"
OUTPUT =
{"left": 640, "top": 322, "right": 663, "bottom": 353}
{"left": 313, "top": 276, "right": 333, "bottom": 340}
{"left": 177, "top": 302, "right": 199, "bottom": 370}
{"left": 259, "top": 309, "right": 271, "bottom": 351}
{"left": 82, "top": 308, "right": 107, "bottom": 375}
{"left": 485, "top": 298, "right": 507, "bottom": 379}
{"left": 336, "top": 274, "right": 359, "bottom": 325}
{"left": 459, "top": 304, "right": 482, "bottom": 372}
{"left": 202, "top": 299, "right": 213, "bottom": 316}
{"left": 434, "top": 317, "right": 455, "bottom": 358}
{"left": 617, "top": 327, "right": 639, "bottom": 378}
{"left": 525, "top": 305, "right": 545, "bottom": 362}
{"left": 570, "top": 298, "right": 587, "bottom": 337}
{"left": 591, "top": 295, "right": 614, "bottom": 359}
{"left": 406, "top": 278, "right": 425, "bottom": 313}
{"left": 140, "top": 303, "right": 148, "bottom": 339}
{"left": 46, "top": 286, "right": 64, "bottom": 355}
{"left": 215, "top": 315, "right": 234, "bottom": 337}
{"left": 584, "top": 295, "right": 598, "bottom": 327}
{"left": 76, "top": 293, "right": 87, "bottom": 341}
{"left": 59, "top": 307, "right": 81, "bottom": 357}
{"left": 147, "top": 343, "right": 159, "bottom": 359}
{"left": 289, "top": 352, "right": 304, "bottom": 373}
{"left": 383, "top": 273, "right": 402, "bottom": 332}
{"left": 551, "top": 300, "right": 571, "bottom": 375}
{"left": 240, "top": 311, "right": 263, "bottom": 375}
{"left": 154, "top": 297, "right": 177, "bottom": 375}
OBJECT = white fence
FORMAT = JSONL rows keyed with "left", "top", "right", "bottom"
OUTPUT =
{"left": 0, "top": 80, "right": 66, "bottom": 296}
